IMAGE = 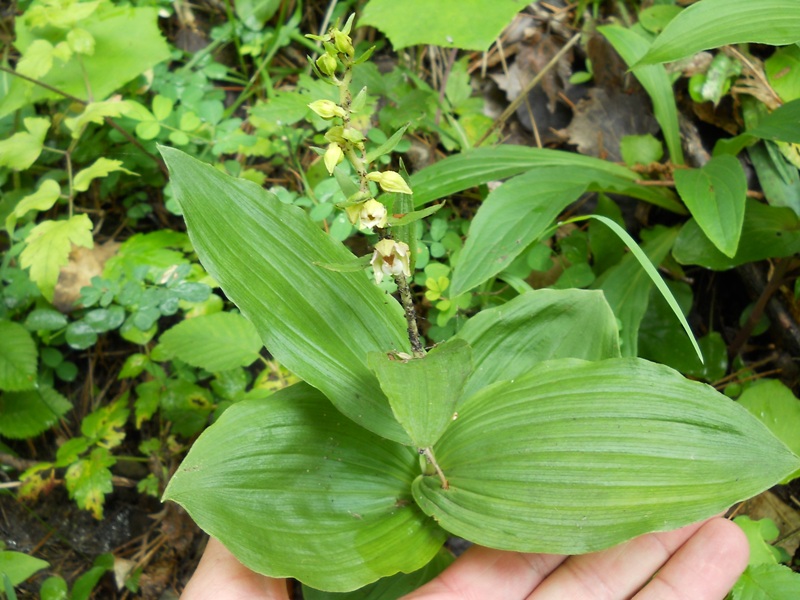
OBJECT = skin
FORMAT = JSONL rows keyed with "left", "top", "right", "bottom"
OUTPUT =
{"left": 181, "top": 517, "right": 749, "bottom": 600}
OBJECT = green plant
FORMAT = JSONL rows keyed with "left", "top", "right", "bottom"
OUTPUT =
{"left": 160, "top": 16, "right": 800, "bottom": 596}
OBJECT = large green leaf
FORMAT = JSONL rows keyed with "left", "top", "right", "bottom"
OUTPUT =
{"left": 160, "top": 147, "right": 412, "bottom": 443}
{"left": 163, "top": 383, "right": 446, "bottom": 592}
{"left": 638, "top": 0, "right": 800, "bottom": 66}
{"left": 302, "top": 547, "right": 454, "bottom": 600}
{"left": 368, "top": 339, "right": 472, "bottom": 448}
{"left": 456, "top": 289, "right": 620, "bottom": 400}
{"left": 360, "top": 0, "right": 525, "bottom": 51}
{"left": 599, "top": 25, "right": 684, "bottom": 165}
{"left": 408, "top": 146, "right": 682, "bottom": 211}
{"left": 0, "top": 320, "right": 38, "bottom": 391}
{"left": 0, "top": 2, "right": 171, "bottom": 117}
{"left": 673, "top": 155, "right": 747, "bottom": 258}
{"left": 673, "top": 199, "right": 800, "bottom": 270}
{"left": 412, "top": 358, "right": 800, "bottom": 554}
{"left": 159, "top": 312, "right": 263, "bottom": 372}
{"left": 450, "top": 168, "right": 586, "bottom": 296}
{"left": 0, "top": 386, "right": 72, "bottom": 439}
{"left": 593, "top": 225, "right": 678, "bottom": 358}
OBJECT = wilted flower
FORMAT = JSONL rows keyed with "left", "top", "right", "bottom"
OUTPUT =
{"left": 324, "top": 143, "right": 344, "bottom": 175}
{"left": 370, "top": 239, "right": 411, "bottom": 284}
{"left": 358, "top": 199, "right": 388, "bottom": 230}
{"left": 365, "top": 170, "right": 413, "bottom": 195}
{"left": 308, "top": 99, "right": 346, "bottom": 120}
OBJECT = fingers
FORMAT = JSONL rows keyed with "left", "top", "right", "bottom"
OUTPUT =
{"left": 527, "top": 519, "right": 711, "bottom": 600}
{"left": 181, "top": 537, "right": 290, "bottom": 600}
{"left": 634, "top": 517, "right": 749, "bottom": 600}
{"left": 403, "top": 545, "right": 567, "bottom": 600}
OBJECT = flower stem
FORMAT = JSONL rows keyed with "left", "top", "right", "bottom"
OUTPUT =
{"left": 422, "top": 447, "right": 449, "bottom": 490}
{"left": 396, "top": 272, "right": 424, "bottom": 357}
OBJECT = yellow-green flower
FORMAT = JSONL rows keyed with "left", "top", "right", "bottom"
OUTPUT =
{"left": 365, "top": 170, "right": 413, "bottom": 195}
{"left": 324, "top": 143, "right": 344, "bottom": 175}
{"left": 333, "top": 30, "right": 355, "bottom": 57}
{"left": 308, "top": 99, "right": 346, "bottom": 120}
{"left": 316, "top": 53, "right": 338, "bottom": 77}
{"left": 370, "top": 239, "right": 411, "bottom": 284}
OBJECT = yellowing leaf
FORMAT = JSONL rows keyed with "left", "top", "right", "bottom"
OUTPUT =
{"left": 20, "top": 214, "right": 94, "bottom": 301}
{"left": 80, "top": 395, "right": 129, "bottom": 448}
{"left": 16, "top": 39, "right": 54, "bottom": 78}
{"left": 0, "top": 116, "right": 50, "bottom": 170}
{"left": 73, "top": 158, "right": 136, "bottom": 191}
{"left": 6, "top": 179, "right": 61, "bottom": 235}
{"left": 67, "top": 27, "right": 95, "bottom": 55}
{"left": 25, "top": 0, "right": 102, "bottom": 29}
{"left": 65, "top": 447, "right": 114, "bottom": 519}
{"left": 64, "top": 100, "right": 139, "bottom": 136}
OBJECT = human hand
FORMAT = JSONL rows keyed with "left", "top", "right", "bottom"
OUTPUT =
{"left": 181, "top": 517, "right": 748, "bottom": 600}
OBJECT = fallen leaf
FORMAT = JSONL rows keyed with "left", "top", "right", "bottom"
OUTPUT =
{"left": 53, "top": 240, "right": 120, "bottom": 312}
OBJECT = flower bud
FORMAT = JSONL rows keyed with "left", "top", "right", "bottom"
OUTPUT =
{"left": 324, "top": 126, "right": 346, "bottom": 144}
{"left": 370, "top": 239, "right": 411, "bottom": 284}
{"left": 358, "top": 199, "right": 388, "bottom": 230}
{"left": 316, "top": 53, "right": 338, "bottom": 77}
{"left": 365, "top": 170, "right": 413, "bottom": 195}
{"left": 333, "top": 30, "right": 355, "bottom": 57}
{"left": 308, "top": 99, "right": 346, "bottom": 120}
{"left": 342, "top": 127, "right": 365, "bottom": 144}
{"left": 324, "top": 143, "right": 344, "bottom": 175}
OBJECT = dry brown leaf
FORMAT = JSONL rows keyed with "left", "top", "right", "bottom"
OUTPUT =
{"left": 53, "top": 240, "right": 120, "bottom": 312}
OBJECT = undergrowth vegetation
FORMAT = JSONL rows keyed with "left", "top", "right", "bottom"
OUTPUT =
{"left": 1, "top": 0, "right": 800, "bottom": 598}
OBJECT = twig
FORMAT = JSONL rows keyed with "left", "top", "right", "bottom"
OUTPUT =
{"left": 475, "top": 32, "right": 581, "bottom": 147}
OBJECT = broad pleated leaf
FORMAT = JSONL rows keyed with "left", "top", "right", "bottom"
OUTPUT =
{"left": 368, "top": 339, "right": 472, "bottom": 448}
{"left": 163, "top": 383, "right": 446, "bottom": 592}
{"left": 412, "top": 358, "right": 800, "bottom": 554}
{"left": 594, "top": 225, "right": 678, "bottom": 357}
{"left": 450, "top": 169, "right": 585, "bottom": 296}
{"left": 673, "top": 199, "right": 800, "bottom": 270}
{"left": 638, "top": 0, "right": 800, "bottom": 66}
{"left": 673, "top": 155, "right": 746, "bottom": 258}
{"left": 456, "top": 289, "right": 620, "bottom": 400}
{"left": 302, "top": 547, "right": 454, "bottom": 600}
{"left": 160, "top": 147, "right": 412, "bottom": 443}
{"left": 159, "top": 312, "right": 263, "bottom": 372}
{"left": 599, "top": 25, "right": 684, "bottom": 165}
{"left": 408, "top": 146, "right": 681, "bottom": 211}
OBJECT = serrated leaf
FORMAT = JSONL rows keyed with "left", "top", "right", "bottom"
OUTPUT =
{"left": 0, "top": 117, "right": 50, "bottom": 171}
{"left": 0, "top": 4, "right": 171, "bottom": 118}
{"left": 65, "top": 447, "right": 114, "bottom": 519}
{"left": 733, "top": 516, "right": 782, "bottom": 567}
{"left": 159, "top": 312, "right": 263, "bottom": 372}
{"left": 673, "top": 155, "right": 746, "bottom": 258}
{"left": 412, "top": 358, "right": 800, "bottom": 554}
{"left": 17, "top": 38, "right": 54, "bottom": 78}
{"left": 368, "top": 339, "right": 472, "bottom": 448}
{"left": 6, "top": 179, "right": 61, "bottom": 236}
{"left": 163, "top": 383, "right": 446, "bottom": 592}
{"left": 360, "top": 0, "right": 525, "bottom": 51}
{"left": 0, "top": 386, "right": 72, "bottom": 439}
{"left": 0, "top": 551, "right": 49, "bottom": 587}
{"left": 73, "top": 158, "right": 136, "bottom": 192}
{"left": 638, "top": 0, "right": 800, "bottom": 66}
{"left": 160, "top": 146, "right": 412, "bottom": 444}
{"left": 0, "top": 320, "right": 38, "bottom": 391}
{"left": 732, "top": 563, "right": 800, "bottom": 600}
{"left": 80, "top": 396, "right": 129, "bottom": 449}
{"left": 456, "top": 289, "right": 620, "bottom": 400}
{"left": 20, "top": 214, "right": 94, "bottom": 302}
